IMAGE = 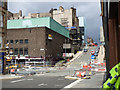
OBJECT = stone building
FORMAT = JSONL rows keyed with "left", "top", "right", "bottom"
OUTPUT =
{"left": 0, "top": 1, "right": 7, "bottom": 74}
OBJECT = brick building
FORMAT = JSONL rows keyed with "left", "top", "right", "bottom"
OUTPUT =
{"left": 6, "top": 17, "right": 70, "bottom": 65}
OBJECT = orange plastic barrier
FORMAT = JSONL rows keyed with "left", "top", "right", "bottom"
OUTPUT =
{"left": 76, "top": 72, "right": 81, "bottom": 77}
{"left": 11, "top": 69, "right": 15, "bottom": 72}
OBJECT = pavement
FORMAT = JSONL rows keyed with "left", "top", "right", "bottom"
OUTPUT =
{"left": 0, "top": 74, "right": 24, "bottom": 80}
{"left": 67, "top": 72, "right": 105, "bottom": 89}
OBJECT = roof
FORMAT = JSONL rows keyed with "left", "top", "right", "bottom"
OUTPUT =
{"left": 7, "top": 17, "right": 69, "bottom": 38}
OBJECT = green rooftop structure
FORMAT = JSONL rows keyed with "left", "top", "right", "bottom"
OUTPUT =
{"left": 7, "top": 17, "right": 69, "bottom": 38}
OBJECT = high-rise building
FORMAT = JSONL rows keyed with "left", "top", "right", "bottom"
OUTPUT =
{"left": 0, "top": 0, "right": 7, "bottom": 74}
{"left": 78, "top": 17, "right": 86, "bottom": 46}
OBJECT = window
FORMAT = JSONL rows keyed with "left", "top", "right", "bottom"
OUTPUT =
{"left": 25, "top": 39, "right": 28, "bottom": 44}
{"left": 9, "top": 48, "right": 13, "bottom": 55}
{"left": 14, "top": 48, "right": 18, "bottom": 55}
{"left": 0, "top": 1, "right": 2, "bottom": 7}
{"left": 24, "top": 48, "right": 28, "bottom": 55}
{"left": 15, "top": 40, "right": 19, "bottom": 44}
{"left": 7, "top": 40, "right": 9, "bottom": 43}
{"left": 19, "top": 48, "right": 23, "bottom": 55}
{"left": 19, "top": 40, "right": 23, "bottom": 44}
{"left": 61, "top": 18, "right": 68, "bottom": 27}
{"left": 0, "top": 12, "right": 3, "bottom": 27}
{"left": 10, "top": 40, "right": 13, "bottom": 44}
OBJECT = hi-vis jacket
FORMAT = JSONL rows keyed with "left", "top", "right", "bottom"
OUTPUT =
{"left": 102, "top": 63, "right": 120, "bottom": 89}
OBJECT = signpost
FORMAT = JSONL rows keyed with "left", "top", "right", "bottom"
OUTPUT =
{"left": 91, "top": 55, "right": 95, "bottom": 59}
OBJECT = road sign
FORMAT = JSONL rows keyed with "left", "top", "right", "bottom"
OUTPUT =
{"left": 91, "top": 55, "right": 95, "bottom": 59}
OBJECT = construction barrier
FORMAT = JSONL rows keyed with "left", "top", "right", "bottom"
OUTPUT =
{"left": 11, "top": 69, "right": 15, "bottom": 73}
{"left": 76, "top": 71, "right": 81, "bottom": 77}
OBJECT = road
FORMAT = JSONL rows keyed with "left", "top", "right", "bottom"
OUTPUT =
{"left": 67, "top": 46, "right": 97, "bottom": 69}
{"left": 2, "top": 47, "right": 97, "bottom": 89}
{"left": 2, "top": 75, "right": 75, "bottom": 89}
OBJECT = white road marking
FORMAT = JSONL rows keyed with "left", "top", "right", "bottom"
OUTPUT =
{"left": 38, "top": 83, "right": 47, "bottom": 86}
{"left": 58, "top": 78, "right": 64, "bottom": 80}
{"left": 11, "top": 79, "right": 26, "bottom": 83}
{"left": 27, "top": 78, "right": 33, "bottom": 80}
{"left": 55, "top": 84, "right": 63, "bottom": 87}
{"left": 62, "top": 78, "right": 83, "bottom": 89}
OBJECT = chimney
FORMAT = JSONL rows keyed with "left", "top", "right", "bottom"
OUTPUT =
{"left": 59, "top": 6, "right": 64, "bottom": 11}
{"left": 19, "top": 10, "right": 22, "bottom": 17}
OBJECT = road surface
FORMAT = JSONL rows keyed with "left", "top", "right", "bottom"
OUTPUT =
{"left": 2, "top": 47, "right": 98, "bottom": 89}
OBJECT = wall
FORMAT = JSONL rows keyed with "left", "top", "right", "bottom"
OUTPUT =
{"left": 7, "top": 27, "right": 46, "bottom": 57}
{"left": 45, "top": 27, "right": 67, "bottom": 58}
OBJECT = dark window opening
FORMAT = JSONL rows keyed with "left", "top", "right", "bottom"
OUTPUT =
{"left": 14, "top": 48, "right": 18, "bottom": 55}
{"left": 20, "top": 40, "right": 23, "bottom": 44}
{"left": 19, "top": 48, "right": 23, "bottom": 55}
{"left": 10, "top": 40, "right": 13, "bottom": 44}
{"left": 15, "top": 40, "right": 19, "bottom": 44}
{"left": 24, "top": 48, "right": 28, "bottom": 55}
{"left": 25, "top": 39, "right": 28, "bottom": 44}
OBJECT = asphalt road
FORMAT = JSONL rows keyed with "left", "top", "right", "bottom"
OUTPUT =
{"left": 2, "top": 75, "right": 75, "bottom": 89}
{"left": 67, "top": 46, "right": 97, "bottom": 69}
{"left": 2, "top": 46, "right": 97, "bottom": 89}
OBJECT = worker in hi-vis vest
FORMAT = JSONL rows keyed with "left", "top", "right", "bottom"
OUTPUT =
{"left": 102, "top": 63, "right": 120, "bottom": 89}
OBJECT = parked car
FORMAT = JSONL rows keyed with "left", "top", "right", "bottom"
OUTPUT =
{"left": 84, "top": 49, "right": 88, "bottom": 52}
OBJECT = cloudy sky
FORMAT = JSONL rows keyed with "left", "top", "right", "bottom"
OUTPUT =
{"left": 8, "top": 1, "right": 102, "bottom": 43}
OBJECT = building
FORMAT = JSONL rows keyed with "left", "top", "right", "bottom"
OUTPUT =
{"left": 52, "top": 6, "right": 80, "bottom": 53}
{"left": 100, "top": 26, "right": 105, "bottom": 44}
{"left": 0, "top": 1, "right": 7, "bottom": 74}
{"left": 101, "top": 0, "right": 120, "bottom": 78}
{"left": 87, "top": 37, "right": 93, "bottom": 44}
{"left": 8, "top": 6, "right": 82, "bottom": 54}
{"left": 6, "top": 17, "right": 70, "bottom": 65}
{"left": 78, "top": 17, "right": 86, "bottom": 48}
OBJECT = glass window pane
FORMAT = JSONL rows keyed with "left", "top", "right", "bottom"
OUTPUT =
{"left": 9, "top": 48, "right": 13, "bottom": 55}
{"left": 24, "top": 48, "right": 28, "bottom": 55}
{"left": 20, "top": 40, "right": 23, "bottom": 44}
{"left": 19, "top": 48, "right": 23, "bottom": 55}
{"left": 25, "top": 39, "right": 28, "bottom": 44}
{"left": 0, "top": 13, "right": 3, "bottom": 27}
{"left": 10, "top": 40, "right": 13, "bottom": 44}
{"left": 15, "top": 40, "right": 18, "bottom": 44}
{"left": 14, "top": 48, "right": 18, "bottom": 55}
{"left": 0, "top": 1, "right": 2, "bottom": 7}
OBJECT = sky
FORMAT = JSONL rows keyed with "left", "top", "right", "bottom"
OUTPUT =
{"left": 8, "top": 1, "right": 102, "bottom": 43}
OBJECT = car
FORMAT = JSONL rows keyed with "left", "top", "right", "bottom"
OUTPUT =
{"left": 84, "top": 49, "right": 88, "bottom": 52}
{"left": 95, "top": 49, "right": 99, "bottom": 53}
{"left": 94, "top": 52, "right": 98, "bottom": 56}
